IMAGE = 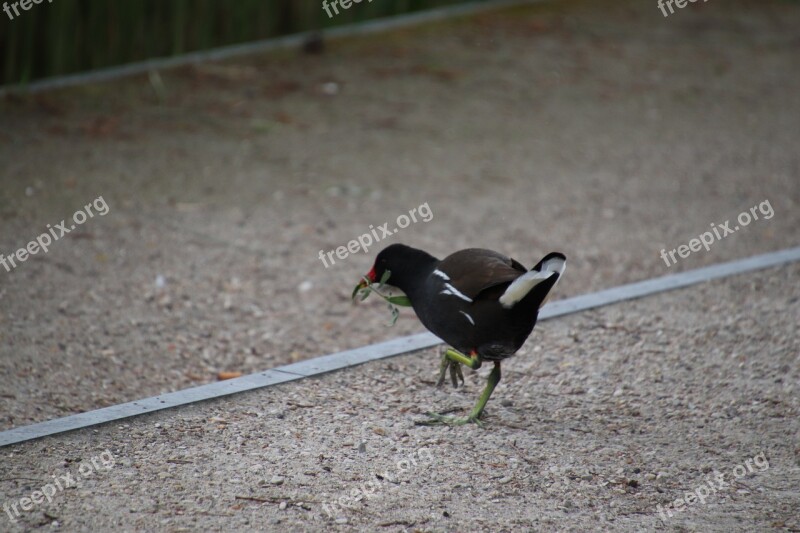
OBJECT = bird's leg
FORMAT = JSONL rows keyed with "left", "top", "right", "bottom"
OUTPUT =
{"left": 449, "top": 361, "right": 464, "bottom": 388}
{"left": 436, "top": 349, "right": 453, "bottom": 387}
{"left": 435, "top": 348, "right": 479, "bottom": 388}
{"left": 464, "top": 361, "right": 501, "bottom": 421}
{"left": 418, "top": 360, "right": 500, "bottom": 427}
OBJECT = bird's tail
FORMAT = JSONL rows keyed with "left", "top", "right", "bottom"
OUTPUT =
{"left": 498, "top": 252, "right": 566, "bottom": 309}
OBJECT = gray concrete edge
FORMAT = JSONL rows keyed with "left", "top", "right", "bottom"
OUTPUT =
{"left": 1, "top": 245, "right": 798, "bottom": 448}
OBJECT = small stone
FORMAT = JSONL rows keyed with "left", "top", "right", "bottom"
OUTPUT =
{"left": 298, "top": 281, "right": 313, "bottom": 292}
{"left": 322, "top": 82, "right": 339, "bottom": 95}
{"left": 279, "top": 501, "right": 287, "bottom": 510}
{"left": 270, "top": 475, "right": 285, "bottom": 485}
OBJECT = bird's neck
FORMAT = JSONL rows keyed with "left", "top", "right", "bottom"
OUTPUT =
{"left": 388, "top": 252, "right": 438, "bottom": 299}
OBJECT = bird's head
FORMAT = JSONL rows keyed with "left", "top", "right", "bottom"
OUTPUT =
{"left": 352, "top": 243, "right": 410, "bottom": 296}
{"left": 352, "top": 244, "right": 427, "bottom": 324}
{"left": 353, "top": 243, "right": 435, "bottom": 296}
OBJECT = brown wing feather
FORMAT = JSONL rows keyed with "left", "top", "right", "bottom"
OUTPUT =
{"left": 437, "top": 248, "right": 527, "bottom": 300}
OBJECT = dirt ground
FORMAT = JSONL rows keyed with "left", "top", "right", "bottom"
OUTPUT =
{"left": 0, "top": 0, "right": 798, "bottom": 530}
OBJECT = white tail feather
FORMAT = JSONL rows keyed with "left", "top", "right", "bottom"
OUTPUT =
{"left": 498, "top": 254, "right": 566, "bottom": 309}
{"left": 498, "top": 271, "right": 553, "bottom": 308}
{"left": 540, "top": 255, "right": 566, "bottom": 276}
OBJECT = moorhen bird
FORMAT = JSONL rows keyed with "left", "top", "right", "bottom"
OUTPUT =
{"left": 353, "top": 243, "right": 566, "bottom": 426}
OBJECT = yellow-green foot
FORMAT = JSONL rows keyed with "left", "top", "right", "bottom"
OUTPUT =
{"left": 435, "top": 348, "right": 481, "bottom": 388}
{"left": 415, "top": 411, "right": 484, "bottom": 427}
{"left": 436, "top": 353, "right": 464, "bottom": 388}
{"left": 418, "top": 360, "right": 501, "bottom": 429}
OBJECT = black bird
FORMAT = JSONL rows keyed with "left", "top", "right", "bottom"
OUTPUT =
{"left": 354, "top": 243, "right": 566, "bottom": 426}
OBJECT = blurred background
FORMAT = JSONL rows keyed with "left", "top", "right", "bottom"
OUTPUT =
{"left": 1, "top": 0, "right": 469, "bottom": 85}
{"left": 1, "top": 0, "right": 798, "bottom": 432}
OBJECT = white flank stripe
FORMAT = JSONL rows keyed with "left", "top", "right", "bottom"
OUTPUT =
{"left": 432, "top": 269, "right": 450, "bottom": 281}
{"left": 441, "top": 289, "right": 471, "bottom": 302}
{"left": 440, "top": 283, "right": 473, "bottom": 302}
{"left": 459, "top": 310, "right": 475, "bottom": 326}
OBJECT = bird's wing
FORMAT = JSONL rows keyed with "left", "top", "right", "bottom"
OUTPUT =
{"left": 436, "top": 248, "right": 526, "bottom": 301}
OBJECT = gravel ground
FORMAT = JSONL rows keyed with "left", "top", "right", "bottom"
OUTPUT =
{"left": 0, "top": 265, "right": 798, "bottom": 531}
{"left": 0, "top": 0, "right": 799, "bottom": 530}
{"left": 0, "top": 0, "right": 798, "bottom": 430}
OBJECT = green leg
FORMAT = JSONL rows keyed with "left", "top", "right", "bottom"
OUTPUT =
{"left": 435, "top": 349, "right": 459, "bottom": 387}
{"left": 418, "top": 360, "right": 501, "bottom": 427}
{"left": 435, "top": 348, "right": 480, "bottom": 388}
{"left": 449, "top": 361, "right": 463, "bottom": 388}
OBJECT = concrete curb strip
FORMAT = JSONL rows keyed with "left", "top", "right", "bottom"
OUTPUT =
{"left": 1, "top": 245, "right": 798, "bottom": 448}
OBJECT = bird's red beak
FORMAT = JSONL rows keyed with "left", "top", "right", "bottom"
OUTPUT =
{"left": 352, "top": 267, "right": 377, "bottom": 300}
